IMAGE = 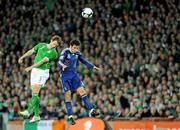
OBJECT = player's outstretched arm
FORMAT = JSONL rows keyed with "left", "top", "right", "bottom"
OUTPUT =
{"left": 78, "top": 53, "right": 103, "bottom": 72}
{"left": 24, "top": 57, "right": 49, "bottom": 72}
{"left": 78, "top": 53, "right": 94, "bottom": 69}
{"left": 18, "top": 49, "right": 34, "bottom": 64}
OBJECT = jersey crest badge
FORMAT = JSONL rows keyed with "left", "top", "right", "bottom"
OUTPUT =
{"left": 75, "top": 55, "right": 78, "bottom": 59}
{"left": 67, "top": 54, "right": 71, "bottom": 59}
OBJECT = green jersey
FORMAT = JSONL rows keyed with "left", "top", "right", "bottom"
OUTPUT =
{"left": 33, "top": 42, "right": 58, "bottom": 70}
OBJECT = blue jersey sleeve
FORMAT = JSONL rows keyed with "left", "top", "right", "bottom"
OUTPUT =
{"left": 58, "top": 49, "right": 67, "bottom": 67}
{"left": 78, "top": 52, "right": 94, "bottom": 69}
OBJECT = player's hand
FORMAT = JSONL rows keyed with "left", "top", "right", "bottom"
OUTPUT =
{"left": 62, "top": 64, "right": 68, "bottom": 71}
{"left": 93, "top": 66, "right": 101, "bottom": 71}
{"left": 18, "top": 57, "right": 23, "bottom": 64}
{"left": 25, "top": 66, "right": 32, "bottom": 72}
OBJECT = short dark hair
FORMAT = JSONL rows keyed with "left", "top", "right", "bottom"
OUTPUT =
{"left": 51, "top": 35, "right": 62, "bottom": 45}
{"left": 70, "top": 39, "right": 81, "bottom": 46}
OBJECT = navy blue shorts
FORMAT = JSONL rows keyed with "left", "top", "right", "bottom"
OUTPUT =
{"left": 60, "top": 73, "right": 83, "bottom": 92}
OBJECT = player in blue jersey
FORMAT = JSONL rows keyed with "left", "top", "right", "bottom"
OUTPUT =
{"left": 58, "top": 39, "right": 101, "bottom": 125}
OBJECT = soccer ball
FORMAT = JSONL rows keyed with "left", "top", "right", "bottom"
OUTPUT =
{"left": 82, "top": 8, "right": 93, "bottom": 18}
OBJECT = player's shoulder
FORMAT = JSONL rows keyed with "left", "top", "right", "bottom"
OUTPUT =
{"left": 76, "top": 51, "right": 82, "bottom": 55}
{"left": 37, "top": 42, "right": 47, "bottom": 45}
{"left": 61, "top": 48, "right": 70, "bottom": 55}
{"left": 35, "top": 42, "right": 47, "bottom": 47}
{"left": 33, "top": 42, "right": 47, "bottom": 51}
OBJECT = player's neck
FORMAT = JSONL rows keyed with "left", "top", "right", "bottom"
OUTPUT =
{"left": 47, "top": 44, "right": 52, "bottom": 49}
{"left": 69, "top": 48, "right": 73, "bottom": 53}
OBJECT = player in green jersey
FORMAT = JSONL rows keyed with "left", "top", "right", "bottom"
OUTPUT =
{"left": 18, "top": 35, "right": 62, "bottom": 122}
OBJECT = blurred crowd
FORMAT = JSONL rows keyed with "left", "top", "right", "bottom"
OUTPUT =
{"left": 0, "top": 0, "right": 180, "bottom": 120}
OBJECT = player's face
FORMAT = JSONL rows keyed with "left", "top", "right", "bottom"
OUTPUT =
{"left": 50, "top": 40, "right": 59, "bottom": 48}
{"left": 70, "top": 45, "right": 79, "bottom": 53}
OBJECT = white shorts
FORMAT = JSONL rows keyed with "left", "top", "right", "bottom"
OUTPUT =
{"left": 30, "top": 68, "right": 49, "bottom": 86}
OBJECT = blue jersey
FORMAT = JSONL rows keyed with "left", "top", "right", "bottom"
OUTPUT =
{"left": 58, "top": 48, "right": 94, "bottom": 92}
{"left": 58, "top": 48, "right": 94, "bottom": 73}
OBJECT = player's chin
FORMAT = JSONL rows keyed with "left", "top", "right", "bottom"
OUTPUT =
{"left": 54, "top": 45, "right": 58, "bottom": 48}
{"left": 72, "top": 51, "right": 77, "bottom": 53}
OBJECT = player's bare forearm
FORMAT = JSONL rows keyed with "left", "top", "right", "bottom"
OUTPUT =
{"left": 25, "top": 57, "right": 49, "bottom": 72}
{"left": 18, "top": 49, "right": 34, "bottom": 64}
{"left": 21, "top": 49, "right": 34, "bottom": 59}
{"left": 30, "top": 60, "right": 45, "bottom": 68}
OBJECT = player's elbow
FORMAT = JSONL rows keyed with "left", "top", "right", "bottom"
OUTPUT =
{"left": 28, "top": 49, "right": 35, "bottom": 55}
{"left": 42, "top": 57, "right": 49, "bottom": 63}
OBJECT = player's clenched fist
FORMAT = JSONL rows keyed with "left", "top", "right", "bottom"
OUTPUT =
{"left": 18, "top": 57, "right": 23, "bottom": 64}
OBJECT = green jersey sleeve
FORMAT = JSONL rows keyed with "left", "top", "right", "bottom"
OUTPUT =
{"left": 33, "top": 43, "right": 45, "bottom": 53}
